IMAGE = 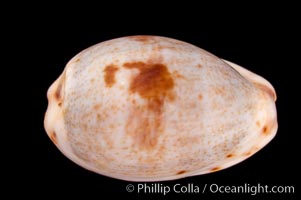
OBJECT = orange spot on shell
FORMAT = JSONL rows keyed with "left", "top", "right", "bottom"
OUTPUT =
{"left": 211, "top": 167, "right": 221, "bottom": 172}
{"left": 103, "top": 64, "right": 119, "bottom": 87}
{"left": 94, "top": 104, "right": 100, "bottom": 110}
{"left": 198, "top": 94, "right": 203, "bottom": 100}
{"left": 244, "top": 151, "right": 252, "bottom": 156}
{"left": 262, "top": 125, "right": 269, "bottom": 135}
{"left": 54, "top": 74, "right": 65, "bottom": 106}
{"left": 50, "top": 131, "right": 57, "bottom": 144}
{"left": 226, "top": 154, "right": 233, "bottom": 158}
{"left": 96, "top": 114, "right": 102, "bottom": 121}
{"left": 129, "top": 35, "right": 152, "bottom": 43}
{"left": 176, "top": 170, "right": 186, "bottom": 175}
{"left": 244, "top": 146, "right": 260, "bottom": 157}
{"left": 55, "top": 82, "right": 62, "bottom": 102}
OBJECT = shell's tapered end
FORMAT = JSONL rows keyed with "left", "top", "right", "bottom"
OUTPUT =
{"left": 44, "top": 36, "right": 277, "bottom": 181}
{"left": 192, "top": 60, "right": 278, "bottom": 176}
{"left": 223, "top": 60, "right": 276, "bottom": 101}
{"left": 44, "top": 71, "right": 103, "bottom": 174}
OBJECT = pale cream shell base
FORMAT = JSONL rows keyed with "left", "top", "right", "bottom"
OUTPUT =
{"left": 44, "top": 36, "right": 277, "bottom": 181}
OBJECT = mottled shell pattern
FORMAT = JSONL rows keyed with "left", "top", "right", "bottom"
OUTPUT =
{"left": 44, "top": 36, "right": 277, "bottom": 181}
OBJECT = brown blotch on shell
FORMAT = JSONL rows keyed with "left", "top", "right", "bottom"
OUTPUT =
{"left": 123, "top": 62, "right": 175, "bottom": 150}
{"left": 176, "top": 170, "right": 186, "bottom": 175}
{"left": 262, "top": 125, "right": 269, "bottom": 135}
{"left": 103, "top": 65, "right": 119, "bottom": 87}
{"left": 226, "top": 154, "right": 233, "bottom": 158}
{"left": 123, "top": 62, "right": 175, "bottom": 107}
{"left": 211, "top": 167, "right": 221, "bottom": 172}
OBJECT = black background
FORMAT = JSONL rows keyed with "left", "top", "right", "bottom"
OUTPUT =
{"left": 7, "top": 7, "right": 299, "bottom": 200}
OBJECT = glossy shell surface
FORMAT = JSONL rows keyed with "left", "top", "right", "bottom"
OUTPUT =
{"left": 44, "top": 36, "right": 277, "bottom": 181}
